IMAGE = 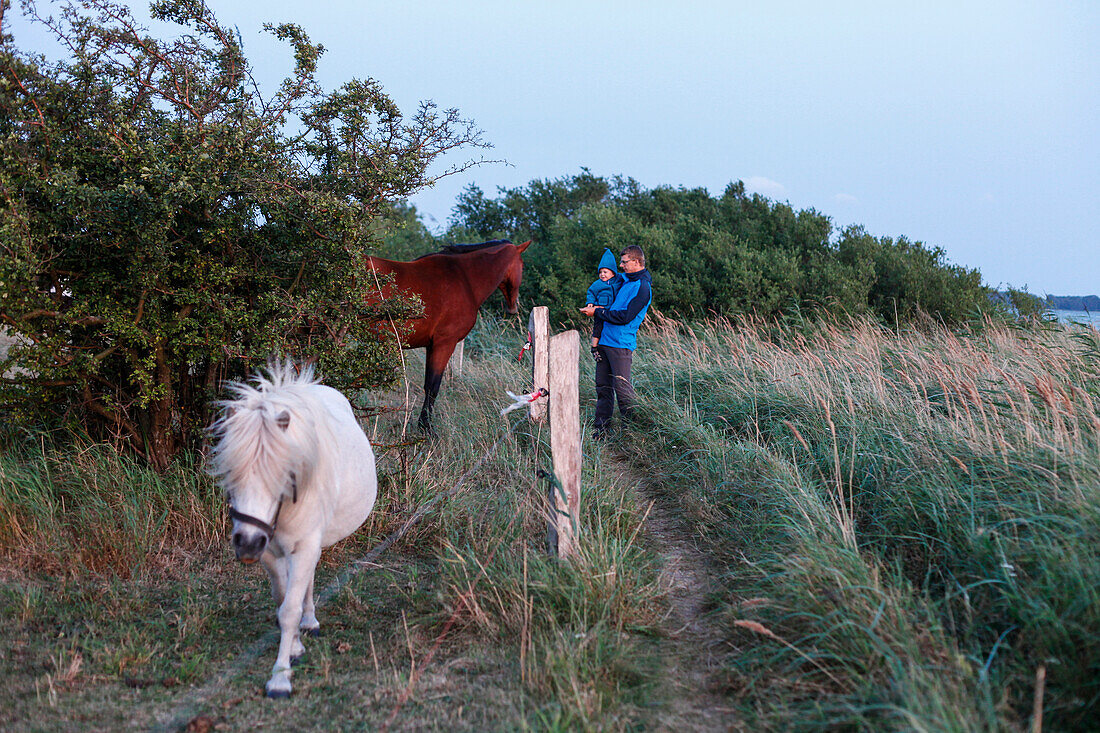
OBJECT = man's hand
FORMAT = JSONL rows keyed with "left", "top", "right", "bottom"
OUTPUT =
{"left": 579, "top": 305, "right": 599, "bottom": 317}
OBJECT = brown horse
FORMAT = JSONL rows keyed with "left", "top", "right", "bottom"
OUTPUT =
{"left": 366, "top": 239, "right": 532, "bottom": 431}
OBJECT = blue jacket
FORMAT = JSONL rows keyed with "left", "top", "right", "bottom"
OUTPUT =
{"left": 585, "top": 249, "right": 623, "bottom": 307}
{"left": 594, "top": 268, "right": 652, "bottom": 350}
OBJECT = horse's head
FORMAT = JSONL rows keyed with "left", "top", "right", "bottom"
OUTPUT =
{"left": 209, "top": 365, "right": 319, "bottom": 563}
{"left": 498, "top": 240, "right": 532, "bottom": 315}
{"left": 214, "top": 407, "right": 306, "bottom": 563}
{"left": 226, "top": 477, "right": 285, "bottom": 564}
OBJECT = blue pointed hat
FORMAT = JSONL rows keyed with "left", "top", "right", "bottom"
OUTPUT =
{"left": 597, "top": 248, "right": 618, "bottom": 273}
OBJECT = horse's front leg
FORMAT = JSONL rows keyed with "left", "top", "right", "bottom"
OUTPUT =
{"left": 266, "top": 542, "right": 322, "bottom": 698}
{"left": 260, "top": 550, "right": 309, "bottom": 664}
{"left": 419, "top": 341, "right": 457, "bottom": 432}
{"left": 260, "top": 550, "right": 287, "bottom": 606}
{"left": 299, "top": 575, "right": 320, "bottom": 637}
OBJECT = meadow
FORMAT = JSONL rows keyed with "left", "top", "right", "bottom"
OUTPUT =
{"left": 0, "top": 313, "right": 1097, "bottom": 731}
{"left": 627, "top": 312, "right": 1100, "bottom": 730}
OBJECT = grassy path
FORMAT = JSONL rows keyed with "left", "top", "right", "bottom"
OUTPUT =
{"left": 609, "top": 452, "right": 740, "bottom": 730}
{"left": 0, "top": 327, "right": 689, "bottom": 730}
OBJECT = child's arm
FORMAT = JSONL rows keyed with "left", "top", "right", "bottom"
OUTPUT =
{"left": 580, "top": 303, "right": 604, "bottom": 362}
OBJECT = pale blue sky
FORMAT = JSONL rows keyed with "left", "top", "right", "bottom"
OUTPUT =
{"left": 6, "top": 1, "right": 1098, "bottom": 294}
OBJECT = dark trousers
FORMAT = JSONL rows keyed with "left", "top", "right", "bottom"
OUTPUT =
{"left": 594, "top": 345, "right": 635, "bottom": 431}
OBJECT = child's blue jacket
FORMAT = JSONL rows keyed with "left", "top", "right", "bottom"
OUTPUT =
{"left": 586, "top": 249, "right": 623, "bottom": 307}
{"left": 594, "top": 268, "right": 652, "bottom": 351}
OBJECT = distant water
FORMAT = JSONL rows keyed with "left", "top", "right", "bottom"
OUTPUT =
{"left": 1048, "top": 309, "right": 1100, "bottom": 327}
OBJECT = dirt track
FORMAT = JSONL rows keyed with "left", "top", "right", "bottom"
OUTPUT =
{"left": 611, "top": 454, "right": 743, "bottom": 731}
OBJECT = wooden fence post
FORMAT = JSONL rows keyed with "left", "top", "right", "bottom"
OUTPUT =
{"left": 548, "top": 329, "right": 581, "bottom": 559}
{"left": 529, "top": 307, "right": 549, "bottom": 423}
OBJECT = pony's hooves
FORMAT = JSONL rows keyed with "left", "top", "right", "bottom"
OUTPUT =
{"left": 266, "top": 671, "right": 293, "bottom": 698}
{"left": 302, "top": 626, "right": 321, "bottom": 638}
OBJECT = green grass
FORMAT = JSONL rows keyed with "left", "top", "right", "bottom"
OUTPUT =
{"left": 2, "top": 312, "right": 1097, "bottom": 730}
{"left": 0, "top": 553, "right": 525, "bottom": 731}
{"left": 623, "top": 313, "right": 1100, "bottom": 730}
{"left": 0, "top": 316, "right": 669, "bottom": 730}
{"left": 0, "top": 441, "right": 222, "bottom": 577}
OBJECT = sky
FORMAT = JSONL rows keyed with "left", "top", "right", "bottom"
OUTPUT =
{"left": 5, "top": 1, "right": 1098, "bottom": 295}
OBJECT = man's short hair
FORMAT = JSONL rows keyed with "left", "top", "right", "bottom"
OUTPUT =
{"left": 621, "top": 245, "right": 645, "bottom": 267}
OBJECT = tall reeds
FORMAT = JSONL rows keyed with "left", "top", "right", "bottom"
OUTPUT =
{"left": 627, "top": 313, "right": 1100, "bottom": 729}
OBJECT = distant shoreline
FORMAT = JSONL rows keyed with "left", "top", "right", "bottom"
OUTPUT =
{"left": 1045, "top": 294, "right": 1100, "bottom": 312}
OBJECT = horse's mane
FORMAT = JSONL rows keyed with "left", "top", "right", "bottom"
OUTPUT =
{"left": 401, "top": 240, "right": 514, "bottom": 262}
{"left": 435, "top": 239, "right": 513, "bottom": 255}
{"left": 207, "top": 362, "right": 326, "bottom": 500}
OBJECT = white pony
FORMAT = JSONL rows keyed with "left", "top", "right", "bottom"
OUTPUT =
{"left": 208, "top": 362, "right": 377, "bottom": 698}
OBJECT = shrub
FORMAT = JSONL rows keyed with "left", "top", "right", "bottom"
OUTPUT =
{"left": 0, "top": 0, "right": 484, "bottom": 467}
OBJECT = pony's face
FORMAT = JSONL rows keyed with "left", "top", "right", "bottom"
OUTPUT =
{"left": 213, "top": 403, "right": 307, "bottom": 564}
{"left": 226, "top": 474, "right": 288, "bottom": 564}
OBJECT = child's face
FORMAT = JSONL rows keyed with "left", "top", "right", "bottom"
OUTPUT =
{"left": 598, "top": 268, "right": 615, "bottom": 282}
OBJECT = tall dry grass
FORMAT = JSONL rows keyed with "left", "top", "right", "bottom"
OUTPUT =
{"left": 624, "top": 312, "right": 1100, "bottom": 729}
{"left": 369, "top": 317, "right": 668, "bottom": 728}
{"left": 0, "top": 440, "right": 222, "bottom": 577}
{"left": 5, "top": 309, "right": 1096, "bottom": 729}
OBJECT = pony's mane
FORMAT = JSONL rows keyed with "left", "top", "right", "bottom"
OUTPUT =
{"left": 207, "top": 362, "right": 325, "bottom": 500}
{"left": 435, "top": 239, "right": 513, "bottom": 255}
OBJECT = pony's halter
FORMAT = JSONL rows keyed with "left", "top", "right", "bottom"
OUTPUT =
{"left": 229, "top": 502, "right": 282, "bottom": 538}
{"left": 228, "top": 472, "right": 298, "bottom": 539}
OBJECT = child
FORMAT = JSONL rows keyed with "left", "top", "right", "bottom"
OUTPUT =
{"left": 585, "top": 248, "right": 624, "bottom": 361}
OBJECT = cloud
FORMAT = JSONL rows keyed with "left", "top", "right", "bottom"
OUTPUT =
{"left": 744, "top": 176, "right": 787, "bottom": 198}
{"left": 834, "top": 193, "right": 859, "bottom": 206}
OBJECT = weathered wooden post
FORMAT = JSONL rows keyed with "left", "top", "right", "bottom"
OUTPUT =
{"left": 548, "top": 329, "right": 581, "bottom": 559}
{"left": 529, "top": 307, "right": 549, "bottom": 424}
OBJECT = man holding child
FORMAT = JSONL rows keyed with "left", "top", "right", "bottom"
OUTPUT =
{"left": 579, "top": 245, "right": 652, "bottom": 440}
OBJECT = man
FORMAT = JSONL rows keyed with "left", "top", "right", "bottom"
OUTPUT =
{"left": 579, "top": 245, "right": 652, "bottom": 439}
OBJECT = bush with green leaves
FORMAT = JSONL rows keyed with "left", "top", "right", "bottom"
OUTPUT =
{"left": 0, "top": 0, "right": 485, "bottom": 467}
